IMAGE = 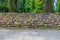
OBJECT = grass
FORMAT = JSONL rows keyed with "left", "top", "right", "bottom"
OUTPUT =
{"left": 0, "top": 26, "right": 60, "bottom": 30}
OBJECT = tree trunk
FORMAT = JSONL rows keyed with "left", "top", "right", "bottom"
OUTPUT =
{"left": 10, "top": 0, "right": 17, "bottom": 13}
{"left": 44, "top": 0, "right": 54, "bottom": 13}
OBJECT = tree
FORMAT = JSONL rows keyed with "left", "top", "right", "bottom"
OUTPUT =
{"left": 44, "top": 0, "right": 54, "bottom": 13}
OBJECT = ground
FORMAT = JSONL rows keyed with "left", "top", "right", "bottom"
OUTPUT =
{"left": 0, "top": 30, "right": 60, "bottom": 40}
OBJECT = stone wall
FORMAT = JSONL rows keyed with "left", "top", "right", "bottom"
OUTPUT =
{"left": 0, "top": 13, "right": 60, "bottom": 29}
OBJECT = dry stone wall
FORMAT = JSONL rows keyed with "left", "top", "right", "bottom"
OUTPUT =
{"left": 0, "top": 13, "right": 60, "bottom": 29}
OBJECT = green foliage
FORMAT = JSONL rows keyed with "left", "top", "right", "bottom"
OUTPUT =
{"left": 0, "top": 0, "right": 44, "bottom": 13}
{"left": 17, "top": 0, "right": 44, "bottom": 13}
{"left": 17, "top": 0, "right": 26, "bottom": 13}
{"left": 33, "top": 0, "right": 44, "bottom": 13}
{"left": 1, "top": 0, "right": 60, "bottom": 13}
{"left": 56, "top": 0, "right": 60, "bottom": 12}
{"left": 25, "top": 0, "right": 33, "bottom": 13}
{"left": 11, "top": 0, "right": 44, "bottom": 13}
{"left": 0, "top": 0, "right": 10, "bottom": 12}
